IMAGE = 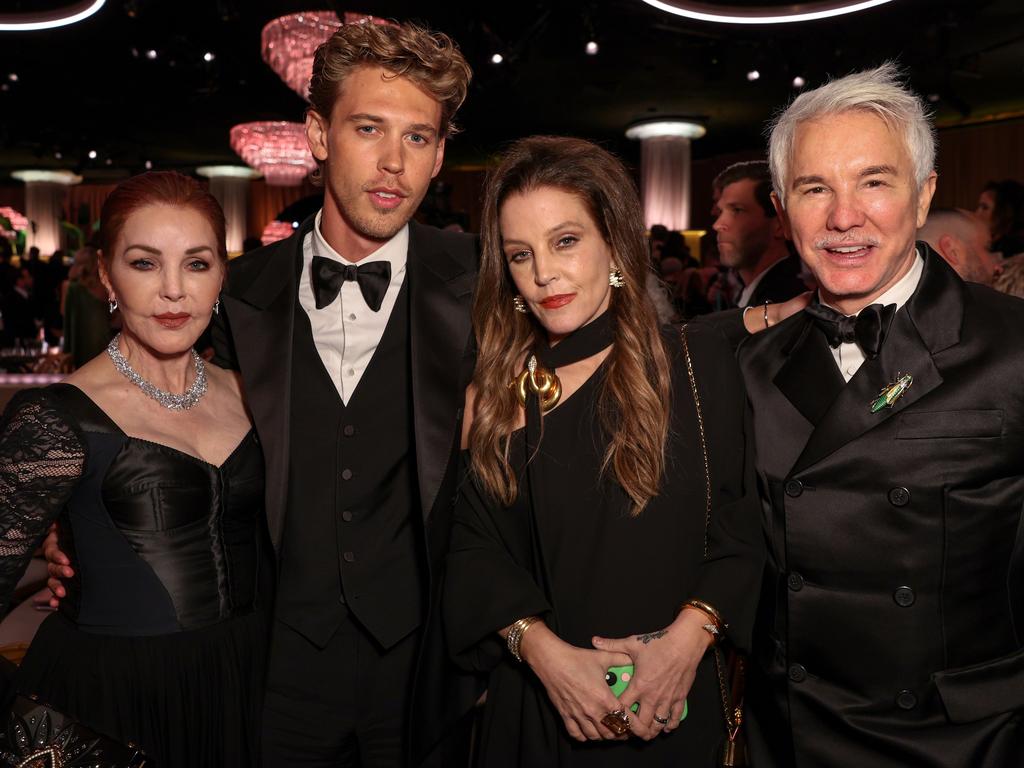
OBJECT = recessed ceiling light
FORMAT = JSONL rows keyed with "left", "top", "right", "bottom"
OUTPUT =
{"left": 0, "top": 0, "right": 107, "bottom": 31}
{"left": 491, "top": 53, "right": 504, "bottom": 65}
{"left": 54, "top": 151, "right": 63, "bottom": 159}
{"left": 747, "top": 70, "right": 760, "bottom": 81}
{"left": 146, "top": 49, "right": 157, "bottom": 60}
{"left": 640, "top": 0, "right": 895, "bottom": 25}
{"left": 586, "top": 41, "right": 599, "bottom": 55}
{"left": 144, "top": 160, "right": 153, "bottom": 169}
{"left": 88, "top": 150, "right": 97, "bottom": 159}
{"left": 792, "top": 76, "right": 806, "bottom": 88}
{"left": 105, "top": 158, "right": 113, "bottom": 166}
{"left": 7, "top": 73, "right": 17, "bottom": 82}
{"left": 625, "top": 119, "right": 707, "bottom": 140}
{"left": 203, "top": 51, "right": 215, "bottom": 62}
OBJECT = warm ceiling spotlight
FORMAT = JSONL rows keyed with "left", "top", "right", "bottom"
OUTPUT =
{"left": 927, "top": 93, "right": 940, "bottom": 103}
{"left": 145, "top": 49, "right": 157, "bottom": 60}
{"left": 586, "top": 40, "right": 599, "bottom": 55}
{"left": 87, "top": 150, "right": 98, "bottom": 159}
{"left": 639, "top": 0, "right": 895, "bottom": 25}
{"left": 0, "top": 0, "right": 106, "bottom": 31}
{"left": 105, "top": 158, "right": 113, "bottom": 166}
{"left": 54, "top": 151, "right": 63, "bottom": 159}
{"left": 491, "top": 53, "right": 504, "bottom": 64}
{"left": 7, "top": 73, "right": 17, "bottom": 82}
{"left": 203, "top": 51, "right": 215, "bottom": 62}
{"left": 625, "top": 118, "right": 707, "bottom": 140}
{"left": 196, "top": 165, "right": 261, "bottom": 180}
{"left": 144, "top": 160, "right": 153, "bottom": 169}
{"left": 792, "top": 75, "right": 806, "bottom": 88}
{"left": 747, "top": 70, "right": 760, "bottom": 81}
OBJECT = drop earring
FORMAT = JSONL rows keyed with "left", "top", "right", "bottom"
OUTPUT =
{"left": 109, "top": 298, "right": 118, "bottom": 313}
{"left": 609, "top": 267, "right": 625, "bottom": 288}
{"left": 513, "top": 295, "right": 528, "bottom": 314}
{"left": 213, "top": 300, "right": 220, "bottom": 315}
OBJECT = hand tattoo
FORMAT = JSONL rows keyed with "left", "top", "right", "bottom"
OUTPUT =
{"left": 636, "top": 629, "right": 668, "bottom": 645}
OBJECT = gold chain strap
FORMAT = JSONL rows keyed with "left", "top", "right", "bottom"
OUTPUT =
{"left": 680, "top": 325, "right": 744, "bottom": 761}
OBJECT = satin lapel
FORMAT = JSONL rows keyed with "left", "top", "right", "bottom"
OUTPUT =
{"left": 790, "top": 244, "right": 962, "bottom": 476}
{"left": 408, "top": 223, "right": 476, "bottom": 521}
{"left": 773, "top": 318, "right": 846, "bottom": 427}
{"left": 222, "top": 220, "right": 310, "bottom": 550}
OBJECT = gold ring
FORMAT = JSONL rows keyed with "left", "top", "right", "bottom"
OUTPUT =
{"left": 601, "top": 709, "right": 631, "bottom": 736}
{"left": 653, "top": 714, "right": 669, "bottom": 726}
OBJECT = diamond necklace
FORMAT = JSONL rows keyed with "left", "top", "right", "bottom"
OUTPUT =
{"left": 106, "top": 333, "right": 207, "bottom": 411}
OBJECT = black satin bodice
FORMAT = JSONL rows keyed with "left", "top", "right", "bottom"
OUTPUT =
{"left": 41, "top": 384, "right": 266, "bottom": 635}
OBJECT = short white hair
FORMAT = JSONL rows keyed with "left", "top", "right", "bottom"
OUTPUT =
{"left": 767, "top": 62, "right": 936, "bottom": 208}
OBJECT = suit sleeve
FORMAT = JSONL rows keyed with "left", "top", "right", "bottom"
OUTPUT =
{"left": 683, "top": 323, "right": 765, "bottom": 653}
{"left": 443, "top": 459, "right": 552, "bottom": 672}
{"left": 210, "top": 293, "right": 239, "bottom": 371}
{"left": 691, "top": 308, "right": 751, "bottom": 353}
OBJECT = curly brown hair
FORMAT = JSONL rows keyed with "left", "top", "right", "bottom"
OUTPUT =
{"left": 308, "top": 21, "right": 471, "bottom": 138}
{"left": 470, "top": 136, "right": 672, "bottom": 516}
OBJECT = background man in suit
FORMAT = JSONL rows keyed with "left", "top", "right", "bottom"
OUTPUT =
{"left": 712, "top": 160, "right": 808, "bottom": 309}
{"left": 739, "top": 63, "right": 1024, "bottom": 766}
{"left": 212, "top": 22, "right": 476, "bottom": 767}
{"left": 0, "top": 266, "right": 37, "bottom": 346}
{"left": 918, "top": 207, "right": 1002, "bottom": 286}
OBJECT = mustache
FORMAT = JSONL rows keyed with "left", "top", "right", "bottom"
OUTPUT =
{"left": 362, "top": 180, "right": 412, "bottom": 196}
{"left": 814, "top": 235, "right": 880, "bottom": 249}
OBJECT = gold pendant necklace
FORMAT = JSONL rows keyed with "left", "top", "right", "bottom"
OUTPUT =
{"left": 512, "top": 354, "right": 561, "bottom": 412}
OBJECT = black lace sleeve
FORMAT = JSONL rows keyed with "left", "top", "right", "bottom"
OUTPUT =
{"left": 0, "top": 389, "right": 85, "bottom": 615}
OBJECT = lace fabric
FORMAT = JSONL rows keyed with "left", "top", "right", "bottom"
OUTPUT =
{"left": 0, "top": 389, "right": 85, "bottom": 615}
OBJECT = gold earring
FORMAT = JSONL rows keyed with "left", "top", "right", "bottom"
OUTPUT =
{"left": 513, "top": 295, "right": 528, "bottom": 314}
{"left": 609, "top": 267, "right": 625, "bottom": 288}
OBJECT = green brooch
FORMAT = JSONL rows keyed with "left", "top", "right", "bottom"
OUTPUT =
{"left": 870, "top": 373, "right": 913, "bottom": 413}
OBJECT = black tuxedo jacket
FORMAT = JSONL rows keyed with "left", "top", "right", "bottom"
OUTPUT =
{"left": 745, "top": 253, "right": 807, "bottom": 308}
{"left": 211, "top": 215, "right": 480, "bottom": 760}
{"left": 736, "top": 243, "right": 1024, "bottom": 767}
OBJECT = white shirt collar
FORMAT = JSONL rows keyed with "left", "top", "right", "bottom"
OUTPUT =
{"left": 312, "top": 209, "right": 409, "bottom": 272}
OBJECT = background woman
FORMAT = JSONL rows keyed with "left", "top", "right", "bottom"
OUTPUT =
{"left": 444, "top": 136, "right": 764, "bottom": 766}
{"left": 976, "top": 179, "right": 1024, "bottom": 257}
{"left": 60, "top": 245, "right": 112, "bottom": 367}
{"left": 0, "top": 171, "right": 268, "bottom": 765}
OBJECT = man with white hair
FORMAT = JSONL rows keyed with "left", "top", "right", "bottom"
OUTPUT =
{"left": 918, "top": 207, "right": 1002, "bottom": 286}
{"left": 737, "top": 63, "right": 1024, "bottom": 766}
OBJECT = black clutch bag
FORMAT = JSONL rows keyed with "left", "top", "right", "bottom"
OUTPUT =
{"left": 0, "top": 694, "right": 147, "bottom": 768}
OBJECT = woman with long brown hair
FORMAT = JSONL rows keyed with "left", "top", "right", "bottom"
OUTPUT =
{"left": 444, "top": 136, "right": 764, "bottom": 766}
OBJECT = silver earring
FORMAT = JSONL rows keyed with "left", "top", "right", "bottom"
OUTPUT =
{"left": 109, "top": 298, "right": 118, "bottom": 313}
{"left": 513, "top": 295, "right": 528, "bottom": 314}
{"left": 609, "top": 268, "right": 625, "bottom": 288}
{"left": 213, "top": 299, "right": 220, "bottom": 315}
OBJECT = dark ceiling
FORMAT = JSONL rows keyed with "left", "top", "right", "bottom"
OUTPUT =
{"left": 1, "top": 0, "right": 1022, "bottom": 180}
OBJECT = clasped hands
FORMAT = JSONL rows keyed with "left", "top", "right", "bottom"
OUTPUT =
{"left": 522, "top": 609, "right": 712, "bottom": 743}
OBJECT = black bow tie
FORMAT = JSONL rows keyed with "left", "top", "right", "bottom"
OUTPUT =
{"left": 311, "top": 255, "right": 391, "bottom": 312}
{"left": 804, "top": 301, "right": 897, "bottom": 360}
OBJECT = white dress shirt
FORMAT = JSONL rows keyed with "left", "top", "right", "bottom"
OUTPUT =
{"left": 822, "top": 251, "right": 923, "bottom": 382}
{"left": 297, "top": 210, "right": 409, "bottom": 404}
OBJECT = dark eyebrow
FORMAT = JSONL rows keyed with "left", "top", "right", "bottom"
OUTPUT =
{"left": 545, "top": 220, "right": 585, "bottom": 236}
{"left": 860, "top": 164, "right": 898, "bottom": 177}
{"left": 123, "top": 244, "right": 160, "bottom": 255}
{"left": 791, "top": 175, "right": 826, "bottom": 188}
{"left": 349, "top": 113, "right": 437, "bottom": 136}
{"left": 185, "top": 246, "right": 214, "bottom": 255}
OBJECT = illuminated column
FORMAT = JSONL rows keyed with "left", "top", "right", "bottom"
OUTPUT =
{"left": 625, "top": 119, "right": 705, "bottom": 231}
{"left": 11, "top": 170, "right": 82, "bottom": 256}
{"left": 197, "top": 165, "right": 262, "bottom": 255}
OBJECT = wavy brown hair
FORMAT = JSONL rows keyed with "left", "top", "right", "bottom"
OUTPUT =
{"left": 470, "top": 136, "right": 671, "bottom": 515}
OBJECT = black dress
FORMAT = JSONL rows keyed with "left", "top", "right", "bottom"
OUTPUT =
{"left": 444, "top": 324, "right": 764, "bottom": 767}
{"left": 0, "top": 383, "right": 270, "bottom": 766}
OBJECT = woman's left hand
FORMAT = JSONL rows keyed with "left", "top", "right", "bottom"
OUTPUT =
{"left": 591, "top": 608, "right": 713, "bottom": 740}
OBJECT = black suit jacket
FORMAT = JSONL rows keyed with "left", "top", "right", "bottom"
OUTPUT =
{"left": 745, "top": 253, "right": 807, "bottom": 308}
{"left": 736, "top": 243, "right": 1024, "bottom": 767}
{"left": 212, "top": 215, "right": 481, "bottom": 761}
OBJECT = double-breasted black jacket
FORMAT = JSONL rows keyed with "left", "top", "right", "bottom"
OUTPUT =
{"left": 736, "top": 243, "right": 1024, "bottom": 767}
{"left": 211, "top": 215, "right": 480, "bottom": 761}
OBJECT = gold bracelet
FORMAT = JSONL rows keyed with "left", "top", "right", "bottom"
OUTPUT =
{"left": 681, "top": 599, "right": 727, "bottom": 643}
{"left": 507, "top": 616, "right": 541, "bottom": 662}
{"left": 763, "top": 299, "right": 772, "bottom": 329}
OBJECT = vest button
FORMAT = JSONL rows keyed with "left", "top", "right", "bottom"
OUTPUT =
{"left": 785, "top": 479, "right": 803, "bottom": 497}
{"left": 343, "top": 551, "right": 355, "bottom": 563}
{"left": 341, "top": 510, "right": 353, "bottom": 522}
{"left": 893, "top": 586, "right": 915, "bottom": 607}
{"left": 787, "top": 572, "right": 804, "bottom": 591}
{"left": 341, "top": 468, "right": 353, "bottom": 480}
{"left": 896, "top": 690, "right": 917, "bottom": 710}
{"left": 343, "top": 425, "right": 355, "bottom": 437}
{"left": 888, "top": 487, "right": 911, "bottom": 507}
{"left": 788, "top": 664, "right": 807, "bottom": 683}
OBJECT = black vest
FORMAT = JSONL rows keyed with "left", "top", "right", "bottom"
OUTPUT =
{"left": 276, "top": 278, "right": 426, "bottom": 649}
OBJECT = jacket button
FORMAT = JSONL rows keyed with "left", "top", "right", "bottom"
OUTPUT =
{"left": 788, "top": 664, "right": 807, "bottom": 683}
{"left": 787, "top": 572, "right": 805, "bottom": 591}
{"left": 343, "top": 551, "right": 355, "bottom": 563}
{"left": 343, "top": 424, "right": 355, "bottom": 437}
{"left": 341, "top": 468, "right": 353, "bottom": 480}
{"left": 893, "top": 586, "right": 915, "bottom": 607}
{"left": 896, "top": 690, "right": 917, "bottom": 710}
{"left": 341, "top": 510, "right": 353, "bottom": 522}
{"left": 888, "top": 487, "right": 910, "bottom": 507}
{"left": 785, "top": 480, "right": 804, "bottom": 498}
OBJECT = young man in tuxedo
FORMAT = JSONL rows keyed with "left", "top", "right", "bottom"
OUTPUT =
{"left": 48, "top": 20, "right": 477, "bottom": 768}
{"left": 737, "top": 64, "right": 1024, "bottom": 767}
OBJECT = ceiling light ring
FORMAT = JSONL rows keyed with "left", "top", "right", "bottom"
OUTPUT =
{"left": 0, "top": 0, "right": 106, "bottom": 32}
{"left": 639, "top": 0, "right": 895, "bottom": 25}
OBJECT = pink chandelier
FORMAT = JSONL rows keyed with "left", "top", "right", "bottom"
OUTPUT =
{"left": 261, "top": 220, "right": 298, "bottom": 246}
{"left": 261, "top": 11, "right": 393, "bottom": 100}
{"left": 229, "top": 121, "right": 317, "bottom": 186}
{"left": 0, "top": 206, "right": 28, "bottom": 232}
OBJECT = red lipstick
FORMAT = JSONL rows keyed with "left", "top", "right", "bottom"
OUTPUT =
{"left": 539, "top": 293, "right": 576, "bottom": 309}
{"left": 155, "top": 312, "right": 190, "bottom": 329}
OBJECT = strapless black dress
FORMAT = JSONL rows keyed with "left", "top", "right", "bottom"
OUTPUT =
{"left": 0, "top": 383, "right": 271, "bottom": 767}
